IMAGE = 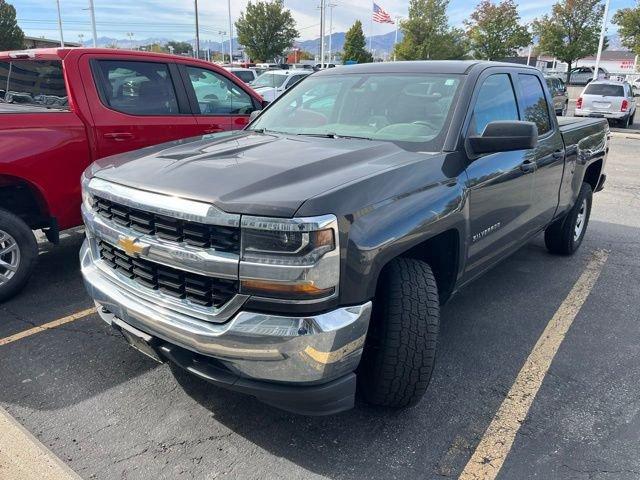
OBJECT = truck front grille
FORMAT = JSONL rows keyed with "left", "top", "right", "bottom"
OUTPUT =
{"left": 98, "top": 240, "right": 238, "bottom": 308}
{"left": 94, "top": 197, "right": 240, "bottom": 253}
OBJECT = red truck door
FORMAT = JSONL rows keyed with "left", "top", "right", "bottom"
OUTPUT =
{"left": 78, "top": 53, "right": 208, "bottom": 159}
{"left": 176, "top": 63, "right": 260, "bottom": 133}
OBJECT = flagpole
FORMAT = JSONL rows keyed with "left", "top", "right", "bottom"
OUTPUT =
{"left": 393, "top": 16, "right": 399, "bottom": 61}
{"left": 369, "top": 1, "right": 374, "bottom": 52}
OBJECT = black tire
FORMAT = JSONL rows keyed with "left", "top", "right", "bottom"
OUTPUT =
{"left": 544, "top": 182, "right": 593, "bottom": 255}
{"left": 619, "top": 114, "right": 631, "bottom": 128}
{"left": 0, "top": 209, "right": 38, "bottom": 303}
{"left": 358, "top": 257, "right": 440, "bottom": 408}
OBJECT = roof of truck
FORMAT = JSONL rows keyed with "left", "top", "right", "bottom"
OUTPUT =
{"left": 313, "top": 60, "right": 539, "bottom": 76}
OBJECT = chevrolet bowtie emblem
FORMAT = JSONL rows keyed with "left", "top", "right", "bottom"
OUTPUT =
{"left": 118, "top": 236, "right": 148, "bottom": 257}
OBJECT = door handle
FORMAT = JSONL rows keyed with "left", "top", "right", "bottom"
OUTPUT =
{"left": 103, "top": 132, "right": 134, "bottom": 141}
{"left": 520, "top": 160, "right": 537, "bottom": 174}
{"left": 203, "top": 125, "right": 224, "bottom": 134}
{"left": 552, "top": 149, "right": 564, "bottom": 159}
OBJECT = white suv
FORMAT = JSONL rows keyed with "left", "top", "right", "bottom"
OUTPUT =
{"left": 250, "top": 69, "right": 311, "bottom": 103}
{"left": 575, "top": 80, "right": 636, "bottom": 128}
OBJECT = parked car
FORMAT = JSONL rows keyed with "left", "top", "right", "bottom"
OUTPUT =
{"left": 224, "top": 66, "right": 257, "bottom": 84}
{"left": 0, "top": 48, "right": 264, "bottom": 301}
{"left": 545, "top": 75, "right": 569, "bottom": 116}
{"left": 575, "top": 80, "right": 636, "bottom": 127}
{"left": 250, "top": 69, "right": 312, "bottom": 102}
{"left": 567, "top": 66, "right": 609, "bottom": 85}
{"left": 80, "top": 61, "right": 608, "bottom": 415}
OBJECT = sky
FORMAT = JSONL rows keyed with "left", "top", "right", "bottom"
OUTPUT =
{"left": 10, "top": 0, "right": 638, "bottom": 45}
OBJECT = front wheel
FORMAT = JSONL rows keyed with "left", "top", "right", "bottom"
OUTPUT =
{"left": 0, "top": 209, "right": 38, "bottom": 302}
{"left": 544, "top": 182, "right": 593, "bottom": 255}
{"left": 358, "top": 257, "right": 440, "bottom": 408}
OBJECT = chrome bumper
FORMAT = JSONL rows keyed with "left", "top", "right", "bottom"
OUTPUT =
{"left": 80, "top": 240, "right": 371, "bottom": 384}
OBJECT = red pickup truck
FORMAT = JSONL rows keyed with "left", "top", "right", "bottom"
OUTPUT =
{"left": 0, "top": 48, "right": 264, "bottom": 301}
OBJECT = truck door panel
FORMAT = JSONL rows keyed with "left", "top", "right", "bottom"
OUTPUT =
{"left": 78, "top": 54, "right": 201, "bottom": 159}
{"left": 462, "top": 72, "right": 536, "bottom": 280}
{"left": 516, "top": 73, "right": 566, "bottom": 230}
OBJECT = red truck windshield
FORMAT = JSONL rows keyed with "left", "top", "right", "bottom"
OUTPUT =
{"left": 0, "top": 60, "right": 69, "bottom": 111}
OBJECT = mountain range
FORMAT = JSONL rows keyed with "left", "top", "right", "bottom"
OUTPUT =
{"left": 83, "top": 31, "right": 623, "bottom": 58}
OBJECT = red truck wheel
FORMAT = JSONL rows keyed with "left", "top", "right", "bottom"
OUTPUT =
{"left": 0, "top": 209, "right": 38, "bottom": 303}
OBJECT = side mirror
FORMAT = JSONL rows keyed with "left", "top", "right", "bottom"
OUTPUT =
{"left": 249, "top": 109, "right": 262, "bottom": 122}
{"left": 468, "top": 121, "right": 538, "bottom": 155}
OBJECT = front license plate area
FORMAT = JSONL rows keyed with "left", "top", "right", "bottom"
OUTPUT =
{"left": 112, "top": 318, "right": 164, "bottom": 364}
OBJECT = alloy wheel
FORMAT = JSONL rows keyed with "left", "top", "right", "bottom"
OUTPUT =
{"left": 0, "top": 230, "right": 20, "bottom": 286}
{"left": 573, "top": 198, "right": 587, "bottom": 242}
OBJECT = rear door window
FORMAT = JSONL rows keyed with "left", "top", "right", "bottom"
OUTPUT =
{"left": 93, "top": 60, "right": 179, "bottom": 115}
{"left": 469, "top": 74, "right": 519, "bottom": 136}
{"left": 584, "top": 83, "right": 625, "bottom": 97}
{"left": 0, "top": 60, "right": 69, "bottom": 111}
{"left": 518, "top": 74, "right": 552, "bottom": 135}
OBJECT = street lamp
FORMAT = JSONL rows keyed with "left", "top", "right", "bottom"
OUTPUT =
{"left": 327, "top": 3, "right": 337, "bottom": 63}
{"left": 218, "top": 30, "right": 227, "bottom": 63}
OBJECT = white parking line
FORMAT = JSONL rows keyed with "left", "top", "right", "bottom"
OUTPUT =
{"left": 0, "top": 307, "right": 96, "bottom": 347}
{"left": 0, "top": 406, "right": 81, "bottom": 480}
{"left": 458, "top": 249, "right": 609, "bottom": 480}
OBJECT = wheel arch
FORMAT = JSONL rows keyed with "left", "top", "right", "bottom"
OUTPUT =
{"left": 0, "top": 175, "right": 51, "bottom": 229}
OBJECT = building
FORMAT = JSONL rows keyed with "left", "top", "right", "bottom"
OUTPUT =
{"left": 23, "top": 36, "right": 81, "bottom": 49}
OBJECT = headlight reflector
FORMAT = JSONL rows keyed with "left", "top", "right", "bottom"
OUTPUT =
{"left": 239, "top": 215, "right": 339, "bottom": 302}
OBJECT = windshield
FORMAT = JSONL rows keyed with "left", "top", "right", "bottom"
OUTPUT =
{"left": 0, "top": 60, "right": 69, "bottom": 111}
{"left": 584, "top": 83, "right": 624, "bottom": 97}
{"left": 248, "top": 73, "right": 462, "bottom": 151}
{"left": 252, "top": 73, "right": 288, "bottom": 88}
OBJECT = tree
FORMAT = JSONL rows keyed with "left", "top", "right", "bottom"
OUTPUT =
{"left": 532, "top": 0, "right": 604, "bottom": 84}
{"left": 167, "top": 41, "right": 192, "bottom": 55}
{"left": 394, "top": 0, "right": 468, "bottom": 60}
{"left": 235, "top": 0, "right": 298, "bottom": 62}
{"left": 0, "top": 1, "right": 24, "bottom": 51}
{"left": 464, "top": 0, "right": 531, "bottom": 60}
{"left": 612, "top": 6, "right": 640, "bottom": 57}
{"left": 343, "top": 20, "right": 373, "bottom": 63}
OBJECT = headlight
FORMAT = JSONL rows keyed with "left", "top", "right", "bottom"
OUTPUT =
{"left": 81, "top": 171, "right": 94, "bottom": 211}
{"left": 239, "top": 215, "right": 339, "bottom": 301}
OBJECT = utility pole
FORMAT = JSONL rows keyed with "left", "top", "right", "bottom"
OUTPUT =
{"left": 227, "top": 0, "right": 234, "bottom": 62}
{"left": 194, "top": 0, "right": 200, "bottom": 59}
{"left": 593, "top": 0, "right": 611, "bottom": 81}
{"left": 218, "top": 31, "right": 227, "bottom": 62}
{"left": 327, "top": 3, "right": 336, "bottom": 63}
{"left": 319, "top": 0, "right": 325, "bottom": 67}
{"left": 88, "top": 0, "right": 98, "bottom": 47}
{"left": 56, "top": 0, "right": 64, "bottom": 47}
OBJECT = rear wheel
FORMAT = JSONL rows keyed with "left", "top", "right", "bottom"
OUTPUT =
{"left": 358, "top": 257, "right": 440, "bottom": 408}
{"left": 619, "top": 114, "right": 631, "bottom": 128}
{"left": 544, "top": 182, "right": 593, "bottom": 255}
{"left": 0, "top": 209, "right": 38, "bottom": 302}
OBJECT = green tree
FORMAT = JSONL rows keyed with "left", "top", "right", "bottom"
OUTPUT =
{"left": 343, "top": 20, "right": 373, "bottom": 63}
{"left": 0, "top": 0, "right": 24, "bottom": 51}
{"left": 612, "top": 6, "right": 640, "bottom": 57}
{"left": 235, "top": 0, "right": 298, "bottom": 62}
{"left": 394, "top": 0, "right": 468, "bottom": 60}
{"left": 532, "top": 0, "right": 604, "bottom": 84}
{"left": 166, "top": 41, "right": 192, "bottom": 55}
{"left": 464, "top": 0, "right": 531, "bottom": 60}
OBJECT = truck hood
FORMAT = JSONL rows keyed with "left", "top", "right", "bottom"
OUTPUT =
{"left": 90, "top": 131, "right": 426, "bottom": 217}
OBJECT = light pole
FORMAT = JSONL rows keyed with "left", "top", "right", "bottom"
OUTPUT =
{"left": 218, "top": 31, "right": 227, "bottom": 62}
{"left": 327, "top": 3, "right": 336, "bottom": 63}
{"left": 78, "top": 33, "right": 84, "bottom": 46}
{"left": 56, "top": 0, "right": 64, "bottom": 47}
{"left": 194, "top": 0, "right": 200, "bottom": 59}
{"left": 319, "top": 0, "right": 325, "bottom": 66}
{"left": 126, "top": 32, "right": 134, "bottom": 50}
{"left": 393, "top": 16, "right": 401, "bottom": 61}
{"left": 593, "top": 0, "right": 611, "bottom": 81}
{"left": 227, "top": 0, "right": 234, "bottom": 62}
{"left": 88, "top": 0, "right": 97, "bottom": 47}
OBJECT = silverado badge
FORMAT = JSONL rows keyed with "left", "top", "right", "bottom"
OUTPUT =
{"left": 118, "top": 236, "right": 149, "bottom": 257}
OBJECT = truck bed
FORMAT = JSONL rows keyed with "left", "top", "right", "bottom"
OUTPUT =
{"left": 557, "top": 116, "right": 609, "bottom": 150}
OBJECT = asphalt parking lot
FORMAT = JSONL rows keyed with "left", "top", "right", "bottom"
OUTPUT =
{"left": 1, "top": 132, "right": 639, "bottom": 480}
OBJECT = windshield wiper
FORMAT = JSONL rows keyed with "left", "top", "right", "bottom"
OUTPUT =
{"left": 295, "top": 132, "right": 374, "bottom": 140}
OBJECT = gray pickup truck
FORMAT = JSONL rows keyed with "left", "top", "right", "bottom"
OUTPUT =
{"left": 80, "top": 61, "right": 608, "bottom": 415}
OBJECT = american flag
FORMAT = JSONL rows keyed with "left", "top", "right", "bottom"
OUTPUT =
{"left": 373, "top": 2, "right": 394, "bottom": 24}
